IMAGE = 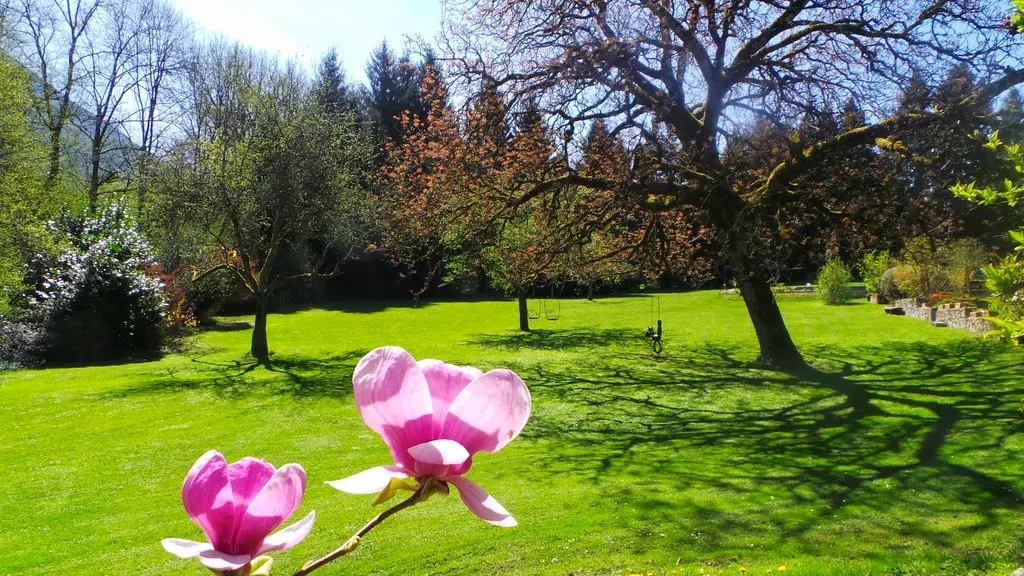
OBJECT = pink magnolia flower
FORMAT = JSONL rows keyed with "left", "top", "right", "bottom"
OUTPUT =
{"left": 328, "top": 346, "right": 531, "bottom": 527}
{"left": 161, "top": 450, "right": 316, "bottom": 573}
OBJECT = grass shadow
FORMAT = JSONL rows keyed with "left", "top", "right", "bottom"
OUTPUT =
{"left": 520, "top": 337, "right": 1024, "bottom": 555}
{"left": 104, "top": 350, "right": 364, "bottom": 400}
{"left": 468, "top": 327, "right": 643, "bottom": 351}
{"left": 273, "top": 299, "right": 438, "bottom": 315}
{"left": 199, "top": 320, "right": 253, "bottom": 332}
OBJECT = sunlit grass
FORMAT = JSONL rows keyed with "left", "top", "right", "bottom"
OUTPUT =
{"left": 1, "top": 291, "right": 1022, "bottom": 575}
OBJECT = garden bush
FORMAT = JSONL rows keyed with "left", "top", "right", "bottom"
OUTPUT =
{"left": 983, "top": 256, "right": 1024, "bottom": 320}
{"left": 892, "top": 264, "right": 950, "bottom": 300}
{"left": 817, "top": 259, "right": 852, "bottom": 305}
{"left": 893, "top": 237, "right": 951, "bottom": 298}
{"left": 0, "top": 311, "right": 47, "bottom": 369}
{"left": 859, "top": 250, "right": 893, "bottom": 294}
{"left": 878, "top": 267, "right": 901, "bottom": 302}
{"left": 3, "top": 204, "right": 167, "bottom": 365}
{"left": 983, "top": 256, "right": 1024, "bottom": 298}
{"left": 944, "top": 238, "right": 988, "bottom": 297}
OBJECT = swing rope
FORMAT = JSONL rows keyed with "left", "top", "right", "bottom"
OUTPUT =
{"left": 528, "top": 285, "right": 541, "bottom": 320}
{"left": 650, "top": 291, "right": 655, "bottom": 326}
{"left": 649, "top": 291, "right": 661, "bottom": 325}
{"left": 645, "top": 291, "right": 663, "bottom": 354}
{"left": 545, "top": 284, "right": 560, "bottom": 321}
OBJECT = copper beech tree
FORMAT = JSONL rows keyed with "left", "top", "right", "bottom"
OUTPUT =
{"left": 379, "top": 68, "right": 716, "bottom": 330}
{"left": 434, "top": 0, "right": 1024, "bottom": 368}
{"left": 378, "top": 69, "right": 646, "bottom": 331}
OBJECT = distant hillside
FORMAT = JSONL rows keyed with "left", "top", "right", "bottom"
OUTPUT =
{"left": 24, "top": 73, "right": 136, "bottom": 183}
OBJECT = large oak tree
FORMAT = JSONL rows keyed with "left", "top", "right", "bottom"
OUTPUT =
{"left": 440, "top": 0, "right": 1024, "bottom": 369}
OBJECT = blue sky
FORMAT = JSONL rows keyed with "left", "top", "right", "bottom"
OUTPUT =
{"left": 170, "top": 0, "right": 443, "bottom": 83}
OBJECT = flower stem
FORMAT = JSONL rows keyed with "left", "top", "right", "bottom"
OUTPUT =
{"left": 290, "top": 483, "right": 428, "bottom": 576}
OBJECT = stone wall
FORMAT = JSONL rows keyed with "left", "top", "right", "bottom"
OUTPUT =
{"left": 935, "top": 306, "right": 995, "bottom": 333}
{"left": 892, "top": 298, "right": 993, "bottom": 334}
{"left": 893, "top": 298, "right": 935, "bottom": 322}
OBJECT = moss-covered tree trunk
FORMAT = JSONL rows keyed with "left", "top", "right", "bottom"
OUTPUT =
{"left": 730, "top": 248, "right": 804, "bottom": 370}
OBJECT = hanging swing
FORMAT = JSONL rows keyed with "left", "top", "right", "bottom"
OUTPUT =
{"left": 527, "top": 286, "right": 541, "bottom": 320}
{"left": 644, "top": 292, "right": 663, "bottom": 354}
{"left": 545, "top": 284, "right": 561, "bottom": 321}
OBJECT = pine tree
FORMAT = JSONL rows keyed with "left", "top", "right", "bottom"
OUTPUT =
{"left": 313, "top": 48, "right": 352, "bottom": 115}
{"left": 999, "top": 89, "right": 1024, "bottom": 143}
{"left": 365, "top": 40, "right": 433, "bottom": 163}
{"left": 366, "top": 40, "right": 403, "bottom": 146}
{"left": 900, "top": 71, "right": 931, "bottom": 114}
{"left": 887, "top": 64, "right": 1006, "bottom": 245}
{"left": 840, "top": 98, "right": 866, "bottom": 131}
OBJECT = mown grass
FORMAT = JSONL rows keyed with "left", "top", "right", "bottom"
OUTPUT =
{"left": 1, "top": 291, "right": 1023, "bottom": 575}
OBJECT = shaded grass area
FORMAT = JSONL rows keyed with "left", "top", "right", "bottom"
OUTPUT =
{"left": 1, "top": 292, "right": 1023, "bottom": 575}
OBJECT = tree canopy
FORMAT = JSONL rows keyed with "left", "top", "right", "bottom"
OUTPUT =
{"left": 434, "top": 0, "right": 1024, "bottom": 368}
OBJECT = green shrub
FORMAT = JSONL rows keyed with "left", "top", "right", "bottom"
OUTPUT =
{"left": 894, "top": 238, "right": 951, "bottom": 298}
{"left": 892, "top": 263, "right": 951, "bottom": 299}
{"left": 817, "top": 259, "right": 853, "bottom": 305}
{"left": 944, "top": 238, "right": 988, "bottom": 297}
{"left": 985, "top": 316, "right": 1024, "bottom": 344}
{"left": 860, "top": 250, "right": 893, "bottom": 294}
{"left": 983, "top": 257, "right": 1024, "bottom": 298}
{"left": 878, "top": 267, "right": 901, "bottom": 302}
{"left": 982, "top": 256, "right": 1024, "bottom": 320}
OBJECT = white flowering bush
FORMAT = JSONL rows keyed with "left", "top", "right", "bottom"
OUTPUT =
{"left": 1, "top": 203, "right": 166, "bottom": 365}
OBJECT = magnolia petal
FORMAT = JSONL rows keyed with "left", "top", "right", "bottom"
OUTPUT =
{"left": 354, "top": 347, "right": 434, "bottom": 456}
{"left": 181, "top": 450, "right": 235, "bottom": 551}
{"left": 197, "top": 550, "right": 252, "bottom": 572}
{"left": 227, "top": 457, "right": 276, "bottom": 512}
{"left": 325, "top": 465, "right": 413, "bottom": 495}
{"left": 448, "top": 476, "right": 517, "bottom": 527}
{"left": 257, "top": 511, "right": 316, "bottom": 554}
{"left": 160, "top": 538, "right": 212, "bottom": 559}
{"left": 408, "top": 439, "right": 470, "bottom": 466}
{"left": 418, "top": 359, "right": 484, "bottom": 431}
{"left": 233, "top": 463, "right": 306, "bottom": 557}
{"left": 441, "top": 369, "right": 532, "bottom": 454}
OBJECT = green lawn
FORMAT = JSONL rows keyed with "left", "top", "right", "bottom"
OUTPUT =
{"left": 2, "top": 292, "right": 1023, "bottom": 575}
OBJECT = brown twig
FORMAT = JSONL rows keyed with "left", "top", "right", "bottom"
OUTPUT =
{"left": 290, "top": 483, "right": 429, "bottom": 576}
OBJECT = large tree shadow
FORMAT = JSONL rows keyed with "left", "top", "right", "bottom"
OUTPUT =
{"left": 468, "top": 327, "right": 644, "bottom": 351}
{"left": 101, "top": 325, "right": 1024, "bottom": 564}
{"left": 274, "top": 299, "right": 437, "bottom": 315}
{"left": 104, "top": 350, "right": 365, "bottom": 400}
{"left": 504, "top": 336, "right": 1024, "bottom": 561}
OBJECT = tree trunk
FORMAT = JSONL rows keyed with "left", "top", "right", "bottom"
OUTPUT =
{"left": 517, "top": 294, "right": 530, "bottom": 332}
{"left": 586, "top": 283, "right": 594, "bottom": 301}
{"left": 45, "top": 132, "right": 61, "bottom": 189}
{"left": 251, "top": 300, "right": 270, "bottom": 364}
{"left": 731, "top": 250, "right": 804, "bottom": 370}
{"left": 88, "top": 134, "right": 101, "bottom": 212}
{"left": 478, "top": 264, "right": 490, "bottom": 294}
